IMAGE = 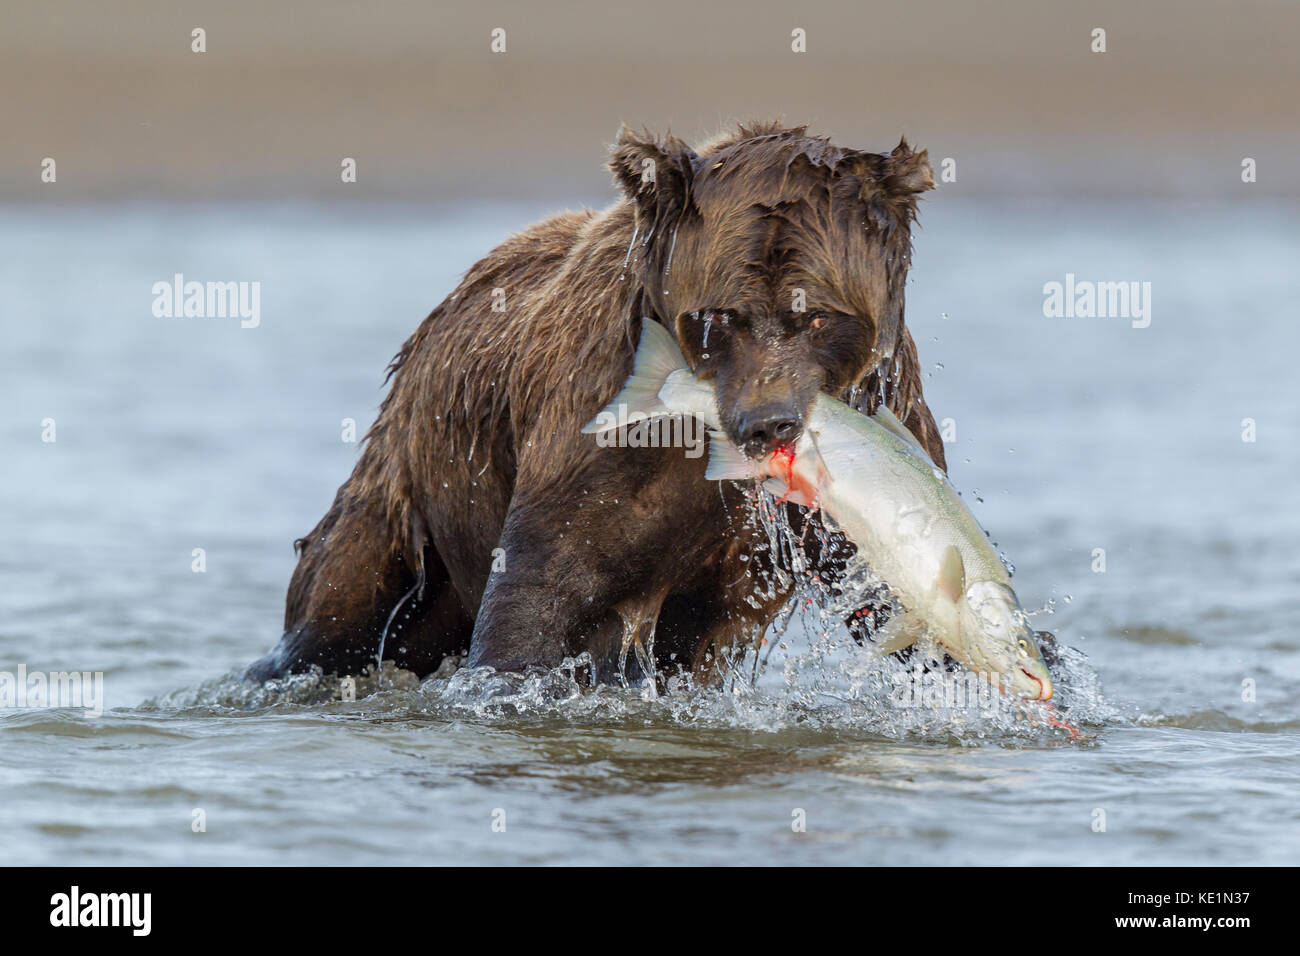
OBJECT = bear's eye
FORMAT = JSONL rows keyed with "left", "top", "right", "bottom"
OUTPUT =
{"left": 808, "top": 312, "right": 829, "bottom": 331}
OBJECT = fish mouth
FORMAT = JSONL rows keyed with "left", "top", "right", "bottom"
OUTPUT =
{"left": 760, "top": 444, "right": 823, "bottom": 508}
{"left": 1021, "top": 668, "right": 1053, "bottom": 701}
{"left": 766, "top": 443, "right": 797, "bottom": 470}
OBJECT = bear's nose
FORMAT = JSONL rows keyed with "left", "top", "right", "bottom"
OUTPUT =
{"left": 738, "top": 408, "right": 802, "bottom": 457}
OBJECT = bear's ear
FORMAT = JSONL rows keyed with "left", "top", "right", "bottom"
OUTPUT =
{"left": 608, "top": 125, "right": 700, "bottom": 216}
{"left": 838, "top": 138, "right": 933, "bottom": 230}
{"left": 881, "top": 138, "right": 934, "bottom": 198}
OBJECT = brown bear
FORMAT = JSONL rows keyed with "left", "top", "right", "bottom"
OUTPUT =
{"left": 246, "top": 121, "right": 946, "bottom": 686}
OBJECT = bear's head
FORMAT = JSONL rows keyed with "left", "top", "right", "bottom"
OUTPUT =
{"left": 610, "top": 121, "right": 933, "bottom": 459}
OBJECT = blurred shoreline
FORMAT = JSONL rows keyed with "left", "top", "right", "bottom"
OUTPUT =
{"left": 4, "top": 0, "right": 1299, "bottom": 202}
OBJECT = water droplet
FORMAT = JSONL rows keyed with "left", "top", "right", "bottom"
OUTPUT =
{"left": 622, "top": 225, "right": 639, "bottom": 268}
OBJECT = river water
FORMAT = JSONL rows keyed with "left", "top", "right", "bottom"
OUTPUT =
{"left": 1, "top": 198, "right": 1296, "bottom": 865}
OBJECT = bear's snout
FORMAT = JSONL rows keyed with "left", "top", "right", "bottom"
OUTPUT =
{"left": 736, "top": 404, "right": 803, "bottom": 458}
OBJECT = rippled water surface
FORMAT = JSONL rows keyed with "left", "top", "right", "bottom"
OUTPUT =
{"left": 1, "top": 199, "right": 1297, "bottom": 865}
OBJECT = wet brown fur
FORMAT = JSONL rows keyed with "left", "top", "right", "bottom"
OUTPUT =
{"left": 248, "top": 122, "right": 945, "bottom": 684}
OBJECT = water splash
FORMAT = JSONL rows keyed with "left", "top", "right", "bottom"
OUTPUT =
{"left": 617, "top": 614, "right": 659, "bottom": 698}
{"left": 144, "top": 488, "right": 1111, "bottom": 743}
{"left": 145, "top": 617, "right": 1110, "bottom": 743}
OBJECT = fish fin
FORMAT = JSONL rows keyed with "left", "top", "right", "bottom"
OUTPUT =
{"left": 875, "top": 612, "right": 927, "bottom": 653}
{"left": 582, "top": 319, "right": 689, "bottom": 434}
{"left": 936, "top": 545, "right": 966, "bottom": 603}
{"left": 873, "top": 406, "right": 935, "bottom": 464}
{"left": 705, "top": 431, "right": 760, "bottom": 481}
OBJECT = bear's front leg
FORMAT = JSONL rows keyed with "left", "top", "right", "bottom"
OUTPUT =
{"left": 466, "top": 498, "right": 649, "bottom": 672}
{"left": 465, "top": 450, "right": 719, "bottom": 673}
{"left": 466, "top": 503, "right": 606, "bottom": 671}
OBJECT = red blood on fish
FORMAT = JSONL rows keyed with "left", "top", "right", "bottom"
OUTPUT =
{"left": 766, "top": 445, "right": 820, "bottom": 507}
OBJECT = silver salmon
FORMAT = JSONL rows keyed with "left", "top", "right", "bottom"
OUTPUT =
{"left": 584, "top": 319, "right": 1054, "bottom": 700}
